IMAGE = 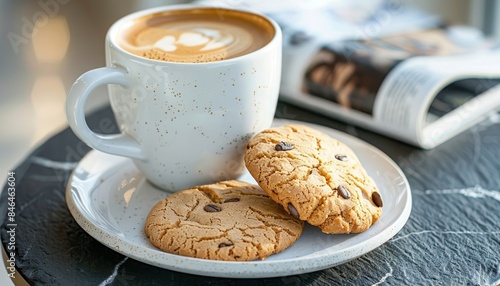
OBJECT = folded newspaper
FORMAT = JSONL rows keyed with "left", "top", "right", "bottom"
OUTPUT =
{"left": 199, "top": 0, "right": 500, "bottom": 148}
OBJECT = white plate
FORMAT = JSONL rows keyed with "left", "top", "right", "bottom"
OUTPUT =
{"left": 66, "top": 119, "right": 411, "bottom": 278}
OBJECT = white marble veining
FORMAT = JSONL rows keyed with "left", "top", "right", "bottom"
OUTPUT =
{"left": 31, "top": 156, "right": 78, "bottom": 171}
{"left": 371, "top": 264, "right": 393, "bottom": 286}
{"left": 422, "top": 185, "right": 500, "bottom": 202}
{"left": 98, "top": 257, "right": 129, "bottom": 286}
{"left": 390, "top": 230, "right": 500, "bottom": 243}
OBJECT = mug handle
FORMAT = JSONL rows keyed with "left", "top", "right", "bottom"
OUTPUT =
{"left": 66, "top": 66, "right": 145, "bottom": 160}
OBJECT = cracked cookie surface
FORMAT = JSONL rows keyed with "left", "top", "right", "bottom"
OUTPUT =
{"left": 244, "top": 124, "right": 383, "bottom": 234}
{"left": 144, "top": 180, "right": 304, "bottom": 261}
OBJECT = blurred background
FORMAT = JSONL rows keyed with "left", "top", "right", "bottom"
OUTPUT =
{"left": 0, "top": 0, "right": 498, "bottom": 285}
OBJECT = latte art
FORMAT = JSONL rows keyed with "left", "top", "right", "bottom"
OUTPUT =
{"left": 118, "top": 8, "right": 275, "bottom": 63}
{"left": 151, "top": 30, "right": 233, "bottom": 52}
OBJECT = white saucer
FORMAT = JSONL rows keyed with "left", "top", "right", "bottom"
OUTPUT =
{"left": 66, "top": 119, "right": 411, "bottom": 278}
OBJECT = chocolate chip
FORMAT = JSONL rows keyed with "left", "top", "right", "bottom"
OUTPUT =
{"left": 335, "top": 154, "right": 348, "bottom": 161}
{"left": 275, "top": 141, "right": 294, "bottom": 151}
{"left": 224, "top": 198, "right": 240, "bottom": 203}
{"left": 372, "top": 192, "right": 383, "bottom": 207}
{"left": 204, "top": 204, "right": 221, "bottom": 212}
{"left": 218, "top": 242, "right": 233, "bottom": 248}
{"left": 287, "top": 203, "right": 299, "bottom": 218}
{"left": 337, "top": 185, "right": 351, "bottom": 199}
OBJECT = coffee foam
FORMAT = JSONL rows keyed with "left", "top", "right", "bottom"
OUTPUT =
{"left": 118, "top": 8, "right": 275, "bottom": 63}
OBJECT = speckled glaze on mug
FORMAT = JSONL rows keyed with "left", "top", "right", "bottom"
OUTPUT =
{"left": 66, "top": 5, "right": 282, "bottom": 191}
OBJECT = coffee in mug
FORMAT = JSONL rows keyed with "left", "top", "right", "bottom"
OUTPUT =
{"left": 118, "top": 8, "right": 275, "bottom": 63}
{"left": 66, "top": 5, "right": 282, "bottom": 191}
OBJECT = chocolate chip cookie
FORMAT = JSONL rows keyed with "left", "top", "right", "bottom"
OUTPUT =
{"left": 244, "top": 124, "right": 383, "bottom": 234}
{"left": 144, "top": 180, "right": 304, "bottom": 261}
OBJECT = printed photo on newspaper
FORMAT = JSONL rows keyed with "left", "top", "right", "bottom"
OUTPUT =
{"left": 292, "top": 27, "right": 500, "bottom": 149}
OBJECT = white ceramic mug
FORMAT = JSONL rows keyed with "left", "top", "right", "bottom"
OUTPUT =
{"left": 66, "top": 5, "right": 282, "bottom": 191}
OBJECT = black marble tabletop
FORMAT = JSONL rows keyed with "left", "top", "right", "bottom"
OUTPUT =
{"left": 1, "top": 102, "right": 499, "bottom": 285}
